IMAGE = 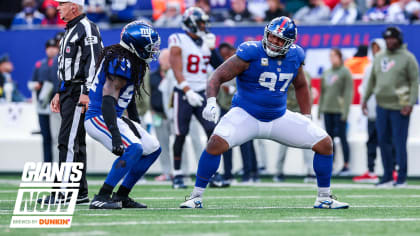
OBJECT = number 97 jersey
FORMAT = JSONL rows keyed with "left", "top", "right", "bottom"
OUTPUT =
{"left": 168, "top": 33, "right": 211, "bottom": 92}
{"left": 232, "top": 41, "right": 305, "bottom": 122}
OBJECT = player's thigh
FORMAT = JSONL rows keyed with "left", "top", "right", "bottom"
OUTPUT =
{"left": 173, "top": 88, "right": 193, "bottom": 135}
{"left": 84, "top": 117, "right": 113, "bottom": 152}
{"left": 269, "top": 110, "right": 328, "bottom": 149}
{"left": 213, "top": 107, "right": 259, "bottom": 148}
{"left": 130, "top": 120, "right": 161, "bottom": 155}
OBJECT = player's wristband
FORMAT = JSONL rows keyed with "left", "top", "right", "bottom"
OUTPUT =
{"left": 179, "top": 81, "right": 189, "bottom": 90}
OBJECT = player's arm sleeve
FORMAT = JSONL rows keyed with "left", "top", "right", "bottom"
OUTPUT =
{"left": 102, "top": 75, "right": 127, "bottom": 138}
{"left": 209, "top": 49, "right": 224, "bottom": 68}
{"left": 407, "top": 54, "right": 419, "bottom": 106}
{"left": 342, "top": 69, "right": 354, "bottom": 120}
{"left": 80, "top": 25, "right": 103, "bottom": 95}
{"left": 362, "top": 62, "right": 376, "bottom": 103}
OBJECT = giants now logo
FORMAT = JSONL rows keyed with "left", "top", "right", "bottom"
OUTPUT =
{"left": 10, "top": 162, "right": 83, "bottom": 228}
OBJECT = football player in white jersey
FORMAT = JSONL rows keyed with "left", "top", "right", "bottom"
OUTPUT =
{"left": 169, "top": 7, "right": 223, "bottom": 189}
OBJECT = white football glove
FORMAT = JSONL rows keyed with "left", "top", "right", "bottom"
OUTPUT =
{"left": 202, "top": 97, "right": 220, "bottom": 123}
{"left": 203, "top": 33, "right": 216, "bottom": 50}
{"left": 185, "top": 90, "right": 204, "bottom": 107}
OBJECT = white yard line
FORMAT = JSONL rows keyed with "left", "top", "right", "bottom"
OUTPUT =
{"left": 46, "top": 231, "right": 109, "bottom": 236}
{"left": 68, "top": 218, "right": 420, "bottom": 226}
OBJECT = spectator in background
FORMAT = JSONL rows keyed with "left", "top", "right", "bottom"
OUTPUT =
{"left": 294, "top": 0, "right": 330, "bottom": 24}
{"left": 318, "top": 48, "right": 353, "bottom": 176}
{"left": 11, "top": 0, "right": 45, "bottom": 29}
{"left": 386, "top": 0, "right": 420, "bottom": 23}
{"left": 28, "top": 39, "right": 59, "bottom": 163}
{"left": 247, "top": 0, "right": 268, "bottom": 22}
{"left": 195, "top": 0, "right": 224, "bottom": 22}
{"left": 363, "top": 0, "right": 390, "bottom": 22}
{"left": 109, "top": 0, "right": 137, "bottom": 23}
{"left": 344, "top": 45, "right": 369, "bottom": 76}
{"left": 152, "top": 0, "right": 185, "bottom": 22}
{"left": 224, "top": 0, "right": 253, "bottom": 26}
{"left": 154, "top": 1, "right": 183, "bottom": 27}
{"left": 41, "top": 2, "right": 66, "bottom": 26}
{"left": 264, "top": 0, "right": 289, "bottom": 22}
{"left": 324, "top": 0, "right": 340, "bottom": 9}
{"left": 353, "top": 38, "right": 387, "bottom": 184}
{"left": 85, "top": 0, "right": 109, "bottom": 25}
{"left": 363, "top": 27, "right": 419, "bottom": 188}
{"left": 330, "top": 0, "right": 360, "bottom": 24}
{"left": 0, "top": 54, "right": 24, "bottom": 102}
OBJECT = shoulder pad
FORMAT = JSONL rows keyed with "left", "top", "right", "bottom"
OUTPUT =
{"left": 236, "top": 41, "right": 261, "bottom": 62}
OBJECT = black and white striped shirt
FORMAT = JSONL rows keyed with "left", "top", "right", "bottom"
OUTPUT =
{"left": 57, "top": 14, "right": 103, "bottom": 94}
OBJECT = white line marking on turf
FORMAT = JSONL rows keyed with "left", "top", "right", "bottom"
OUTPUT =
{"left": 46, "top": 231, "right": 109, "bottom": 236}
{"left": 67, "top": 218, "right": 420, "bottom": 226}
{"left": 162, "top": 234, "right": 229, "bottom": 236}
{"left": 180, "top": 215, "right": 239, "bottom": 218}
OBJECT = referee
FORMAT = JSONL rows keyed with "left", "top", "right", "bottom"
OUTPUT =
{"left": 49, "top": 0, "right": 103, "bottom": 204}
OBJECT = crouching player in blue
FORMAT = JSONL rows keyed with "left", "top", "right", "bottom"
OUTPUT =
{"left": 85, "top": 21, "right": 162, "bottom": 209}
{"left": 180, "top": 17, "right": 349, "bottom": 209}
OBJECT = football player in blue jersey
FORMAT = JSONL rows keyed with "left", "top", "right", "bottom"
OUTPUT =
{"left": 84, "top": 21, "right": 162, "bottom": 209}
{"left": 180, "top": 17, "right": 349, "bottom": 209}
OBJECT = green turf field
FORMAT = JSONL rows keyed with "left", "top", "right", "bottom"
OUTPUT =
{"left": 0, "top": 176, "right": 420, "bottom": 236}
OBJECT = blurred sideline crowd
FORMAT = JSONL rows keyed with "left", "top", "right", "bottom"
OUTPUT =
{"left": 0, "top": 0, "right": 418, "bottom": 188}
{"left": 1, "top": 0, "right": 420, "bottom": 30}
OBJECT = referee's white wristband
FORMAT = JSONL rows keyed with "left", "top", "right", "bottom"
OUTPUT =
{"left": 179, "top": 81, "right": 189, "bottom": 90}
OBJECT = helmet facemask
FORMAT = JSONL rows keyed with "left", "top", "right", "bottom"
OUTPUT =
{"left": 263, "top": 26, "right": 294, "bottom": 57}
{"left": 143, "top": 36, "right": 161, "bottom": 63}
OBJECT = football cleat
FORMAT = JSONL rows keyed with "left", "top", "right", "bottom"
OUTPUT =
{"left": 314, "top": 195, "right": 349, "bottom": 209}
{"left": 111, "top": 193, "right": 147, "bottom": 208}
{"left": 180, "top": 195, "right": 203, "bottom": 208}
{"left": 89, "top": 194, "right": 122, "bottom": 210}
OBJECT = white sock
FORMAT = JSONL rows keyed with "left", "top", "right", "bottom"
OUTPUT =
{"left": 191, "top": 187, "right": 205, "bottom": 198}
{"left": 173, "top": 169, "right": 183, "bottom": 177}
{"left": 317, "top": 187, "right": 331, "bottom": 198}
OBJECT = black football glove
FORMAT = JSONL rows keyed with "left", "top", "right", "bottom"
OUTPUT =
{"left": 111, "top": 135, "right": 125, "bottom": 156}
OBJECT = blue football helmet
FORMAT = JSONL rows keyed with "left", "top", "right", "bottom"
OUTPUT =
{"left": 182, "top": 7, "right": 209, "bottom": 37}
{"left": 120, "top": 20, "right": 161, "bottom": 63}
{"left": 262, "top": 16, "right": 297, "bottom": 57}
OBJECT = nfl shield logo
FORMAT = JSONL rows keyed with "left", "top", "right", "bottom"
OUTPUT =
{"left": 66, "top": 46, "right": 71, "bottom": 54}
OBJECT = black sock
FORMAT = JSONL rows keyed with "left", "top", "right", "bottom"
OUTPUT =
{"left": 116, "top": 185, "right": 131, "bottom": 198}
{"left": 98, "top": 183, "right": 114, "bottom": 196}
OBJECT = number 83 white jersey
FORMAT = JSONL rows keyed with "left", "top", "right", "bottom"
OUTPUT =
{"left": 168, "top": 33, "right": 212, "bottom": 92}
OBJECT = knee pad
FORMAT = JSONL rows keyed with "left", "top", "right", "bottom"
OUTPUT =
{"left": 173, "top": 135, "right": 186, "bottom": 157}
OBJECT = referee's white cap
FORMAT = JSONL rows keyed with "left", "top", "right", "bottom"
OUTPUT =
{"left": 55, "top": 0, "right": 85, "bottom": 5}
